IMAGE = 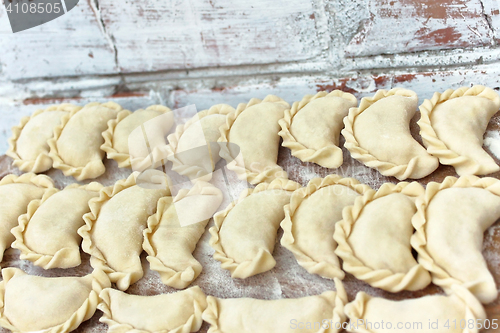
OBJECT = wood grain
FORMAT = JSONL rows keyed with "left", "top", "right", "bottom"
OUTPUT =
{"left": 344, "top": 0, "right": 494, "bottom": 57}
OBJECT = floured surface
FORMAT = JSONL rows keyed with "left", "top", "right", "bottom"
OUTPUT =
{"left": 0, "top": 110, "right": 500, "bottom": 333}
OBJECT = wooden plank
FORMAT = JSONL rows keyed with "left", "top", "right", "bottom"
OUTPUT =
{"left": 0, "top": 1, "right": 117, "bottom": 80}
{"left": 483, "top": 0, "right": 500, "bottom": 42}
{"left": 345, "top": 0, "right": 494, "bottom": 57}
{"left": 97, "top": 0, "right": 326, "bottom": 73}
{"left": 168, "top": 65, "right": 500, "bottom": 110}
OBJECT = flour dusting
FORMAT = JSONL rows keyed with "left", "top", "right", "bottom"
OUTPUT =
{"left": 484, "top": 131, "right": 500, "bottom": 160}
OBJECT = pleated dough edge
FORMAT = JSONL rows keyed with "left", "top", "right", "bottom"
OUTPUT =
{"left": 47, "top": 101, "right": 125, "bottom": 181}
{"left": 344, "top": 284, "right": 486, "bottom": 333}
{"left": 202, "top": 278, "right": 348, "bottom": 333}
{"left": 280, "top": 174, "right": 372, "bottom": 280}
{"left": 209, "top": 178, "right": 301, "bottom": 279}
{"left": 334, "top": 181, "right": 432, "bottom": 292}
{"left": 143, "top": 181, "right": 219, "bottom": 289}
{"left": 101, "top": 105, "right": 172, "bottom": 169}
{"left": 410, "top": 175, "right": 500, "bottom": 298}
{"left": 0, "top": 172, "right": 54, "bottom": 189}
{"left": 11, "top": 182, "right": 103, "bottom": 269}
{"left": 165, "top": 104, "right": 234, "bottom": 181}
{"left": 98, "top": 286, "right": 207, "bottom": 333}
{"left": 79, "top": 172, "right": 145, "bottom": 291}
{"left": 417, "top": 85, "right": 500, "bottom": 176}
{"left": 0, "top": 267, "right": 110, "bottom": 333}
{"left": 278, "top": 90, "right": 357, "bottom": 169}
{"left": 6, "top": 104, "right": 82, "bottom": 173}
{"left": 342, "top": 88, "right": 436, "bottom": 180}
{"left": 218, "top": 95, "right": 290, "bottom": 185}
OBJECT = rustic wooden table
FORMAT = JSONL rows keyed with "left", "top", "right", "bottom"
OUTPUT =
{"left": 1, "top": 0, "right": 500, "bottom": 332}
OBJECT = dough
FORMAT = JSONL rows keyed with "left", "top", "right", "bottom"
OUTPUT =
{"left": 218, "top": 95, "right": 290, "bottom": 184}
{"left": 412, "top": 175, "right": 500, "bottom": 303}
{"left": 7, "top": 104, "right": 81, "bottom": 173}
{"left": 11, "top": 182, "right": 102, "bottom": 269}
{"left": 101, "top": 105, "right": 173, "bottom": 169}
{"left": 166, "top": 104, "right": 234, "bottom": 181}
{"left": 281, "top": 175, "right": 371, "bottom": 280}
{"left": 418, "top": 85, "right": 500, "bottom": 175}
{"left": 209, "top": 178, "right": 301, "bottom": 278}
{"left": 79, "top": 172, "right": 169, "bottom": 290}
{"left": 279, "top": 90, "right": 357, "bottom": 168}
{"left": 334, "top": 182, "right": 431, "bottom": 292}
{"left": 342, "top": 88, "right": 439, "bottom": 180}
{"left": 99, "top": 286, "right": 207, "bottom": 333}
{"left": 48, "top": 102, "right": 123, "bottom": 180}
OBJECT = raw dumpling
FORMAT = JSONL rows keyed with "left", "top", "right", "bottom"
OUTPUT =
{"left": 79, "top": 172, "right": 169, "bottom": 291}
{"left": 0, "top": 173, "right": 54, "bottom": 261}
{"left": 411, "top": 175, "right": 500, "bottom": 304}
{"left": 7, "top": 104, "right": 81, "bottom": 173}
{"left": 281, "top": 175, "right": 371, "bottom": 280}
{"left": 166, "top": 104, "right": 234, "bottom": 181}
{"left": 48, "top": 102, "right": 124, "bottom": 181}
{"left": 279, "top": 91, "right": 357, "bottom": 168}
{"left": 342, "top": 88, "right": 439, "bottom": 180}
{"left": 11, "top": 182, "right": 102, "bottom": 269}
{"left": 101, "top": 105, "right": 173, "bottom": 169}
{"left": 218, "top": 95, "right": 290, "bottom": 184}
{"left": 334, "top": 182, "right": 431, "bottom": 292}
{"left": 418, "top": 85, "right": 500, "bottom": 175}
{"left": 209, "top": 178, "right": 301, "bottom": 279}
{"left": 143, "top": 181, "right": 223, "bottom": 289}
{"left": 99, "top": 286, "right": 207, "bottom": 333}
{"left": 0, "top": 267, "right": 110, "bottom": 333}
{"left": 344, "top": 285, "right": 486, "bottom": 333}
{"left": 202, "top": 278, "right": 347, "bottom": 333}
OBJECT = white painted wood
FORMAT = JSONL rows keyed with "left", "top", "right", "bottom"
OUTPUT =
{"left": 344, "top": 0, "right": 494, "bottom": 57}
{"left": 98, "top": 0, "right": 326, "bottom": 72}
{"left": 0, "top": 1, "right": 117, "bottom": 80}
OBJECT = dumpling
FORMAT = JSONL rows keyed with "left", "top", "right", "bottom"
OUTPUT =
{"left": 279, "top": 90, "right": 357, "bottom": 168}
{"left": 334, "top": 182, "right": 431, "bottom": 292}
{"left": 209, "top": 178, "right": 301, "bottom": 279}
{"left": 202, "top": 278, "right": 347, "bottom": 333}
{"left": 218, "top": 95, "right": 290, "bottom": 184}
{"left": 0, "top": 173, "right": 54, "bottom": 261}
{"left": 143, "top": 181, "right": 223, "bottom": 289}
{"left": 0, "top": 267, "right": 110, "bottom": 333}
{"left": 48, "top": 102, "right": 124, "bottom": 181}
{"left": 418, "top": 85, "right": 500, "bottom": 175}
{"left": 342, "top": 88, "right": 439, "bottom": 180}
{"left": 166, "top": 104, "right": 234, "bottom": 181}
{"left": 411, "top": 175, "right": 500, "bottom": 304}
{"left": 7, "top": 104, "right": 81, "bottom": 173}
{"left": 11, "top": 182, "right": 102, "bottom": 269}
{"left": 101, "top": 105, "right": 173, "bottom": 169}
{"left": 344, "top": 285, "right": 486, "bottom": 333}
{"left": 99, "top": 286, "right": 207, "bottom": 333}
{"left": 281, "top": 175, "right": 371, "bottom": 280}
{"left": 78, "top": 172, "right": 169, "bottom": 291}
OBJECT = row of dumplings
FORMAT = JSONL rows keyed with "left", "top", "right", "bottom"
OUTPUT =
{"left": 7, "top": 85, "right": 500, "bottom": 183}
{"left": 0, "top": 267, "right": 488, "bottom": 333}
{"left": 0, "top": 172, "right": 219, "bottom": 290}
{"left": 1, "top": 168, "right": 499, "bottom": 301}
{"left": 0, "top": 172, "right": 498, "bottom": 332}
{"left": 211, "top": 173, "right": 500, "bottom": 305}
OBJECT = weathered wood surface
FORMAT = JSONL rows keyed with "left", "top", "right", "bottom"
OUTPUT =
{"left": 0, "top": 0, "right": 500, "bottom": 99}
